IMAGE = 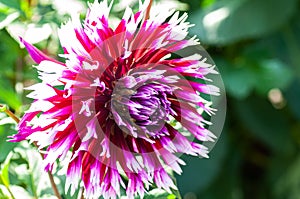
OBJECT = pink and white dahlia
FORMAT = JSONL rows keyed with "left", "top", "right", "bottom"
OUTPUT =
{"left": 11, "top": 0, "right": 219, "bottom": 198}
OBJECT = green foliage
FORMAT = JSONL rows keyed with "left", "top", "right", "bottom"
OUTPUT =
{"left": 219, "top": 57, "right": 294, "bottom": 99}
{"left": 0, "top": 152, "right": 12, "bottom": 188}
{"left": 0, "top": 114, "right": 18, "bottom": 163}
{"left": 190, "top": 0, "right": 298, "bottom": 45}
{"left": 176, "top": 133, "right": 228, "bottom": 194}
{"left": 0, "top": 0, "right": 21, "bottom": 12}
{"left": 181, "top": 0, "right": 300, "bottom": 198}
{"left": 142, "top": 189, "right": 177, "bottom": 199}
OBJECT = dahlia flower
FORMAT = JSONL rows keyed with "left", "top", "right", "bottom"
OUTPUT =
{"left": 11, "top": 0, "right": 219, "bottom": 198}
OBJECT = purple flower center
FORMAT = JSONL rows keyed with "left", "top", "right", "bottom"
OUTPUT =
{"left": 111, "top": 74, "right": 172, "bottom": 139}
{"left": 129, "top": 84, "right": 171, "bottom": 133}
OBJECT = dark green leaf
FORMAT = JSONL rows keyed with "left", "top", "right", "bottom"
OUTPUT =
{"left": 272, "top": 155, "right": 300, "bottom": 199}
{"left": 286, "top": 80, "right": 300, "bottom": 120}
{"left": 254, "top": 59, "right": 293, "bottom": 94}
{"left": 234, "top": 97, "right": 294, "bottom": 154}
{"left": 176, "top": 133, "right": 228, "bottom": 195}
{"left": 0, "top": 113, "right": 18, "bottom": 163}
{"left": 222, "top": 65, "right": 256, "bottom": 99}
{"left": 190, "top": 0, "right": 298, "bottom": 45}
{"left": 0, "top": 137, "right": 17, "bottom": 164}
{"left": 197, "top": 148, "right": 242, "bottom": 199}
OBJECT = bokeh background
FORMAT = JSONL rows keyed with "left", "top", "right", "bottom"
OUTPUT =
{"left": 0, "top": 0, "right": 299, "bottom": 198}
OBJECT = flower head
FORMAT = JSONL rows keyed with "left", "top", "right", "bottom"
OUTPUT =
{"left": 11, "top": 0, "right": 220, "bottom": 198}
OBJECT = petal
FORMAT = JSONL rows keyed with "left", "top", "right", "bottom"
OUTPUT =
{"left": 20, "top": 37, "right": 61, "bottom": 64}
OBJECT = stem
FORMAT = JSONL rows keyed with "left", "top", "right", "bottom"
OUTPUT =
{"left": 144, "top": 0, "right": 153, "bottom": 21}
{"left": 171, "top": 172, "right": 182, "bottom": 199}
{"left": 30, "top": 166, "right": 38, "bottom": 199}
{"left": 0, "top": 105, "right": 62, "bottom": 199}
{"left": 6, "top": 186, "right": 16, "bottom": 199}
{"left": 32, "top": 143, "right": 62, "bottom": 199}
{"left": 0, "top": 105, "right": 19, "bottom": 123}
{"left": 77, "top": 187, "right": 85, "bottom": 199}
{"left": 47, "top": 172, "right": 62, "bottom": 199}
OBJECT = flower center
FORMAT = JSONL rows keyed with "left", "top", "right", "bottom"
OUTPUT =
{"left": 111, "top": 76, "right": 172, "bottom": 138}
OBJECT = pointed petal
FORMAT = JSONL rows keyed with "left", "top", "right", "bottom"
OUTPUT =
{"left": 20, "top": 37, "right": 61, "bottom": 64}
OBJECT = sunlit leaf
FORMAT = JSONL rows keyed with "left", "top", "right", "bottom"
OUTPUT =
{"left": 0, "top": 77, "right": 21, "bottom": 111}
{"left": 10, "top": 185, "right": 32, "bottom": 199}
{"left": 6, "top": 22, "right": 53, "bottom": 45}
{"left": 0, "top": 0, "right": 21, "bottom": 11}
{"left": 120, "top": 188, "right": 177, "bottom": 199}
{"left": 0, "top": 12, "right": 19, "bottom": 29}
{"left": 0, "top": 152, "right": 12, "bottom": 187}
{"left": 0, "top": 185, "right": 10, "bottom": 199}
{"left": 12, "top": 145, "right": 54, "bottom": 198}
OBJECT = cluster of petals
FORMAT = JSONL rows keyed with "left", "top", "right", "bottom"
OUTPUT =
{"left": 11, "top": 0, "right": 219, "bottom": 198}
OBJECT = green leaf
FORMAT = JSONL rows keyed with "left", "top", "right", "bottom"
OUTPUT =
{"left": 201, "top": 0, "right": 217, "bottom": 8}
{"left": 222, "top": 65, "right": 256, "bottom": 99}
{"left": 0, "top": 136, "right": 17, "bottom": 163}
{"left": 11, "top": 144, "right": 59, "bottom": 198}
{"left": 0, "top": 113, "right": 18, "bottom": 163}
{"left": 0, "top": 0, "right": 21, "bottom": 11}
{"left": 12, "top": 145, "right": 44, "bottom": 198}
{"left": 190, "top": 0, "right": 298, "bottom": 45}
{"left": 0, "top": 152, "right": 12, "bottom": 187}
{"left": 10, "top": 185, "right": 32, "bottom": 199}
{"left": 0, "top": 187, "right": 4, "bottom": 197}
{"left": 254, "top": 59, "right": 293, "bottom": 94}
{"left": 197, "top": 147, "right": 242, "bottom": 199}
{"left": 216, "top": 57, "right": 256, "bottom": 99}
{"left": 0, "top": 31, "right": 22, "bottom": 111}
{"left": 234, "top": 97, "right": 294, "bottom": 154}
{"left": 139, "top": 189, "right": 176, "bottom": 199}
{"left": 217, "top": 54, "right": 293, "bottom": 99}
{"left": 0, "top": 12, "right": 19, "bottom": 29}
{"left": 272, "top": 155, "right": 300, "bottom": 199}
{"left": 286, "top": 80, "right": 300, "bottom": 120}
{"left": 0, "top": 12, "right": 7, "bottom": 21}
{"left": 0, "top": 185, "right": 10, "bottom": 199}
{"left": 27, "top": 150, "right": 42, "bottom": 198}
{"left": 176, "top": 133, "right": 228, "bottom": 195}
{"left": 0, "top": 77, "right": 21, "bottom": 111}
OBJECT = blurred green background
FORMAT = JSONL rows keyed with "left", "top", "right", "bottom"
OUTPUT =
{"left": 0, "top": 0, "right": 299, "bottom": 198}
